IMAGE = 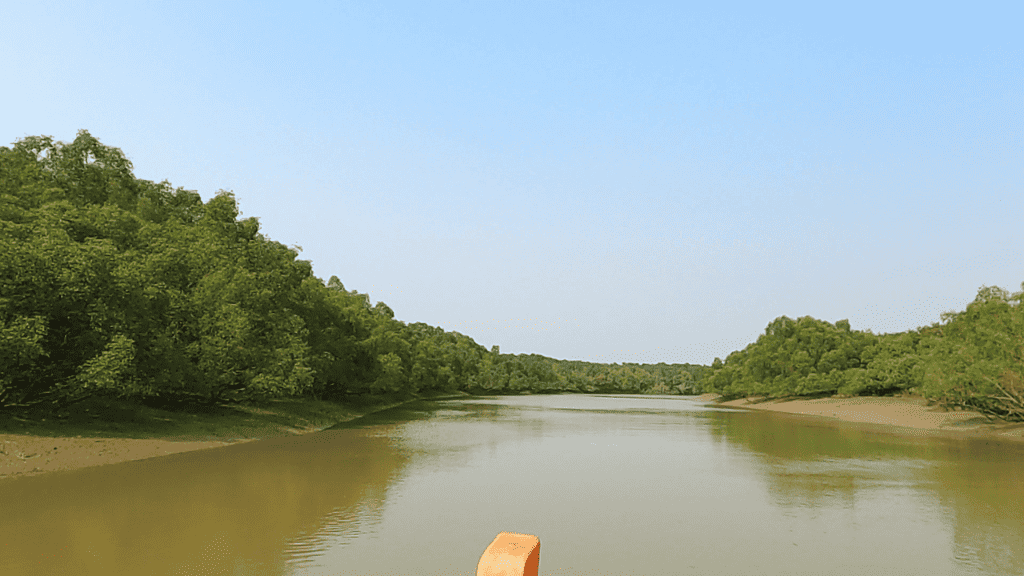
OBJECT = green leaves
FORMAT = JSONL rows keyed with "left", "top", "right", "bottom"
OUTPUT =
{"left": 918, "top": 284, "right": 1024, "bottom": 420}
{"left": 3, "top": 132, "right": 728, "bottom": 407}
{"left": 697, "top": 283, "right": 1024, "bottom": 420}
{"left": 75, "top": 334, "right": 140, "bottom": 395}
{"left": 10, "top": 129, "right": 1021, "bottom": 421}
{"left": 705, "top": 316, "right": 878, "bottom": 399}
{"left": 0, "top": 132, "right": 325, "bottom": 408}
{"left": 202, "top": 191, "right": 240, "bottom": 224}
{"left": 0, "top": 315, "right": 48, "bottom": 405}
{"left": 373, "top": 352, "right": 408, "bottom": 394}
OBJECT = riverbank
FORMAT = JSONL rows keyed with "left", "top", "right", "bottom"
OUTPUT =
{"left": 9, "top": 390, "right": 1022, "bottom": 481}
{"left": 698, "top": 393, "right": 1024, "bottom": 442}
{"left": 0, "top": 391, "right": 471, "bottom": 481}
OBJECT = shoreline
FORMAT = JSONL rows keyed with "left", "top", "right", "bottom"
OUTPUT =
{"left": 0, "top": 391, "right": 470, "bottom": 481}
{"left": 6, "top": 391, "right": 1023, "bottom": 481}
{"left": 699, "top": 393, "right": 1024, "bottom": 443}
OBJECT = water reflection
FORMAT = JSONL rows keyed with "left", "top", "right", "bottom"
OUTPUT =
{"left": 1, "top": 395, "right": 1022, "bottom": 576}
{"left": 0, "top": 410, "right": 416, "bottom": 576}
{"left": 703, "top": 406, "right": 1024, "bottom": 575}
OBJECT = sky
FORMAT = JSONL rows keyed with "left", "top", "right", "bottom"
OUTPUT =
{"left": 3, "top": 1, "right": 1022, "bottom": 366}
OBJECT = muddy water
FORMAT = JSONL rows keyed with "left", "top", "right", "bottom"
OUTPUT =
{"left": 1, "top": 394, "right": 1022, "bottom": 575}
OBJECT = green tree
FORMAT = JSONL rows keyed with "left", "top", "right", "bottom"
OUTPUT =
{"left": 919, "top": 284, "right": 1024, "bottom": 421}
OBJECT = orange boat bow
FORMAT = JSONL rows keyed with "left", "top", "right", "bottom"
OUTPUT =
{"left": 476, "top": 532, "right": 540, "bottom": 576}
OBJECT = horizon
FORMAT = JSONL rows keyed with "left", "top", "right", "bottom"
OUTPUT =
{"left": 3, "top": 1, "right": 1022, "bottom": 366}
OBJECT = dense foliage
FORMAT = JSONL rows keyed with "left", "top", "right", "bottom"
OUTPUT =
{"left": 918, "top": 286, "right": 1024, "bottom": 421}
{"left": 701, "top": 287, "right": 1024, "bottom": 421}
{"left": 0, "top": 131, "right": 699, "bottom": 412}
{"left": 4, "top": 131, "right": 1021, "bottom": 422}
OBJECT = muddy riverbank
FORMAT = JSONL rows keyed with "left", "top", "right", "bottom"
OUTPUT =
{"left": 698, "top": 393, "right": 1024, "bottom": 442}
{"left": 0, "top": 391, "right": 472, "bottom": 480}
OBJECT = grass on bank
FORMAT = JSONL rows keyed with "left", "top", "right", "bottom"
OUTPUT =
{"left": 0, "top": 391, "right": 472, "bottom": 442}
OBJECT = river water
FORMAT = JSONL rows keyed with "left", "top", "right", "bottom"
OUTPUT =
{"left": 1, "top": 394, "right": 1022, "bottom": 575}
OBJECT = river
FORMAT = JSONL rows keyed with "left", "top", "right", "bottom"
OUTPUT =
{"left": 1, "top": 394, "right": 1021, "bottom": 575}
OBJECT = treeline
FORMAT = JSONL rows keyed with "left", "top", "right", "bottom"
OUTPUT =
{"left": 4, "top": 131, "right": 1021, "bottom": 423}
{"left": 0, "top": 131, "right": 701, "bottom": 412}
{"left": 469, "top": 353, "right": 709, "bottom": 395}
{"left": 701, "top": 286, "right": 1024, "bottom": 421}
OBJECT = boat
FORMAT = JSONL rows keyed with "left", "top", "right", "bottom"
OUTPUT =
{"left": 477, "top": 532, "right": 540, "bottom": 576}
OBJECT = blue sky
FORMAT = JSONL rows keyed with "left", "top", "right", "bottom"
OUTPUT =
{"left": 3, "top": 1, "right": 1022, "bottom": 365}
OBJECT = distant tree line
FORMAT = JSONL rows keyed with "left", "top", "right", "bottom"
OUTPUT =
{"left": 3, "top": 131, "right": 1021, "bottom": 422}
{"left": 467, "top": 352, "right": 708, "bottom": 395}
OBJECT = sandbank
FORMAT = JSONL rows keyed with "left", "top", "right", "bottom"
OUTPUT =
{"left": 0, "top": 392, "right": 462, "bottom": 481}
{"left": 699, "top": 393, "right": 1024, "bottom": 442}
{"left": 0, "top": 435, "right": 249, "bottom": 479}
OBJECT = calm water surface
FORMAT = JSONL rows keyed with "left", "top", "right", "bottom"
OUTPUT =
{"left": 1, "top": 394, "right": 1022, "bottom": 575}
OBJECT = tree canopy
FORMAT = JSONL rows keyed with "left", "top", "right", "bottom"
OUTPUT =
{"left": 4, "top": 130, "right": 1021, "bottom": 422}
{"left": 0, "top": 131, "right": 701, "bottom": 413}
{"left": 700, "top": 285, "right": 1024, "bottom": 421}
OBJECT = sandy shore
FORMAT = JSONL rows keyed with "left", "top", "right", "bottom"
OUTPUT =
{"left": 698, "top": 393, "right": 1024, "bottom": 442}
{"left": 0, "top": 435, "right": 253, "bottom": 479}
{"left": 0, "top": 389, "right": 468, "bottom": 479}
{"left": 0, "top": 402, "right": 395, "bottom": 481}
